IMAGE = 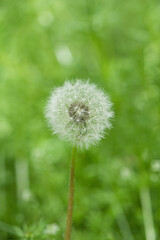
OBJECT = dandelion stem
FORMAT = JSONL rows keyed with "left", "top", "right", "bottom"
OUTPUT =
{"left": 65, "top": 145, "right": 77, "bottom": 240}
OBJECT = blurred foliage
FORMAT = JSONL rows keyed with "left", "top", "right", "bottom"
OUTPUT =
{"left": 0, "top": 0, "right": 160, "bottom": 239}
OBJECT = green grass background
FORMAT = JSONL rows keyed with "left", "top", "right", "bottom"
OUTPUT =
{"left": 0, "top": 0, "right": 160, "bottom": 239}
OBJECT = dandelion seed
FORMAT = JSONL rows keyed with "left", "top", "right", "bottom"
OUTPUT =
{"left": 45, "top": 79, "right": 114, "bottom": 149}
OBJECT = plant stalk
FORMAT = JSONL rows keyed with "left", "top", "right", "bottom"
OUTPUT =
{"left": 140, "top": 187, "right": 156, "bottom": 240}
{"left": 64, "top": 146, "right": 77, "bottom": 240}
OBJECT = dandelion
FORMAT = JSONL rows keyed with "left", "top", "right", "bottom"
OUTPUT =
{"left": 45, "top": 79, "right": 114, "bottom": 240}
{"left": 45, "top": 80, "right": 113, "bottom": 149}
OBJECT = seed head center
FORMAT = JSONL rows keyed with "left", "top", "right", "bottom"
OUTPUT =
{"left": 68, "top": 102, "right": 89, "bottom": 123}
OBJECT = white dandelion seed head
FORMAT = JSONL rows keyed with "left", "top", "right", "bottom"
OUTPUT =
{"left": 45, "top": 79, "right": 114, "bottom": 149}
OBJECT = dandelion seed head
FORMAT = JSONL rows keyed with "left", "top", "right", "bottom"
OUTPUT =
{"left": 45, "top": 79, "right": 114, "bottom": 149}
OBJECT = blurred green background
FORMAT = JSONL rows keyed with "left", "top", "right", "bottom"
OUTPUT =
{"left": 0, "top": 0, "right": 160, "bottom": 239}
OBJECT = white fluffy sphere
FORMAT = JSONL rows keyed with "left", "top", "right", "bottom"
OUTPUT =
{"left": 45, "top": 80, "right": 114, "bottom": 149}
